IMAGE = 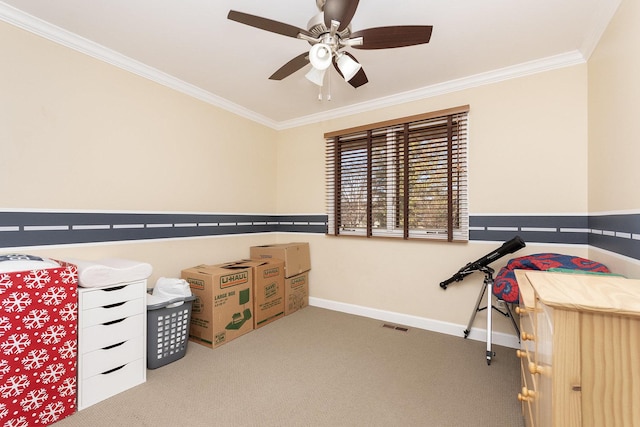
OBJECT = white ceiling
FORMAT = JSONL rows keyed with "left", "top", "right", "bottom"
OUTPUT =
{"left": 0, "top": 0, "right": 621, "bottom": 129}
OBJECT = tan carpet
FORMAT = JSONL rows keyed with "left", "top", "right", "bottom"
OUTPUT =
{"left": 55, "top": 306, "right": 525, "bottom": 427}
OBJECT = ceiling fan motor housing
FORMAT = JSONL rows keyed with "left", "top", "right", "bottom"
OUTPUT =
{"left": 307, "top": 12, "right": 350, "bottom": 41}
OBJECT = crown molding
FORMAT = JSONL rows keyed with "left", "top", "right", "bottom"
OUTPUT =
{"left": 0, "top": 2, "right": 280, "bottom": 129}
{"left": 0, "top": 1, "right": 587, "bottom": 131}
{"left": 276, "top": 51, "right": 586, "bottom": 130}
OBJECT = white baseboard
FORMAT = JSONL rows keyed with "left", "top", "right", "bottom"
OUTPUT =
{"left": 308, "top": 296, "right": 521, "bottom": 349}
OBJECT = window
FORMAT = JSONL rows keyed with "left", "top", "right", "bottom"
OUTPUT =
{"left": 325, "top": 105, "right": 469, "bottom": 242}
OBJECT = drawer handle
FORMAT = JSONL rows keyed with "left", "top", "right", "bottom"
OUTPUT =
{"left": 101, "top": 364, "right": 126, "bottom": 375}
{"left": 102, "top": 341, "right": 126, "bottom": 350}
{"left": 517, "top": 393, "right": 533, "bottom": 402}
{"left": 103, "top": 318, "right": 126, "bottom": 326}
{"left": 103, "top": 302, "right": 126, "bottom": 309}
{"left": 102, "top": 285, "right": 127, "bottom": 292}
{"left": 520, "top": 387, "right": 536, "bottom": 400}
{"left": 515, "top": 306, "right": 529, "bottom": 315}
{"left": 521, "top": 331, "right": 535, "bottom": 342}
{"left": 528, "top": 362, "right": 545, "bottom": 375}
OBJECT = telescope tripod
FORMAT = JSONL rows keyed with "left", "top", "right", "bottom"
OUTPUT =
{"left": 463, "top": 266, "right": 520, "bottom": 365}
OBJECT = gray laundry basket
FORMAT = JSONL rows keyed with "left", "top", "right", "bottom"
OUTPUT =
{"left": 146, "top": 295, "right": 196, "bottom": 369}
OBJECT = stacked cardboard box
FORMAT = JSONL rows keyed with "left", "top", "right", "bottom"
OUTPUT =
{"left": 182, "top": 242, "right": 311, "bottom": 349}
{"left": 283, "top": 272, "right": 309, "bottom": 315}
{"left": 250, "top": 242, "right": 311, "bottom": 315}
{"left": 181, "top": 263, "right": 254, "bottom": 348}
{"left": 231, "top": 259, "right": 285, "bottom": 329}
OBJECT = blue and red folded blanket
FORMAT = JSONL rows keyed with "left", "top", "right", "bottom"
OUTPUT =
{"left": 492, "top": 253, "right": 611, "bottom": 303}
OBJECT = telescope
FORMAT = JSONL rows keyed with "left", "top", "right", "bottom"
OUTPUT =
{"left": 439, "top": 235, "right": 526, "bottom": 289}
{"left": 438, "top": 235, "right": 526, "bottom": 365}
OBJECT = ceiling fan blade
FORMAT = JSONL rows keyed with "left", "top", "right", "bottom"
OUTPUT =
{"left": 269, "top": 52, "right": 310, "bottom": 80}
{"left": 333, "top": 52, "right": 368, "bottom": 88}
{"left": 351, "top": 26, "right": 433, "bottom": 49}
{"left": 323, "top": 0, "right": 360, "bottom": 32}
{"left": 228, "top": 10, "right": 312, "bottom": 39}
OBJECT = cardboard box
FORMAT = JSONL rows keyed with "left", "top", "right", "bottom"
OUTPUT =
{"left": 231, "top": 259, "right": 285, "bottom": 329}
{"left": 181, "top": 263, "right": 254, "bottom": 348}
{"left": 249, "top": 242, "right": 311, "bottom": 278}
{"left": 284, "top": 271, "right": 309, "bottom": 315}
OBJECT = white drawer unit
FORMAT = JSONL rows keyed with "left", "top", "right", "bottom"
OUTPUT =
{"left": 78, "top": 280, "right": 147, "bottom": 410}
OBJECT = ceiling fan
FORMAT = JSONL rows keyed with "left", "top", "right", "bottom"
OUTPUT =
{"left": 227, "top": 0, "right": 433, "bottom": 90}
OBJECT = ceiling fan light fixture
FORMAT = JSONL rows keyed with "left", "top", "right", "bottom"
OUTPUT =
{"left": 336, "top": 53, "right": 362, "bottom": 82}
{"left": 305, "top": 66, "right": 326, "bottom": 86}
{"left": 309, "top": 43, "right": 332, "bottom": 70}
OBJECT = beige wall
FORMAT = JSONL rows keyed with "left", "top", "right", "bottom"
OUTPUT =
{"left": 588, "top": 0, "right": 640, "bottom": 278}
{"left": 1, "top": 22, "right": 278, "bottom": 213}
{"left": 18, "top": 236, "right": 276, "bottom": 287}
{"left": 586, "top": 0, "right": 640, "bottom": 278}
{"left": 277, "top": 66, "right": 590, "bottom": 335}
{"left": 278, "top": 67, "right": 589, "bottom": 215}
{"left": 1, "top": 21, "right": 281, "bottom": 287}
{"left": 588, "top": 0, "right": 640, "bottom": 213}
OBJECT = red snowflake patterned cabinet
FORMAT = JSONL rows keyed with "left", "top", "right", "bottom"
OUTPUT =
{"left": 0, "top": 260, "right": 78, "bottom": 427}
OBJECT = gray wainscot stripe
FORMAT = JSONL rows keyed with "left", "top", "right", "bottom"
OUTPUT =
{"left": 471, "top": 214, "right": 640, "bottom": 261}
{"left": 0, "top": 212, "right": 327, "bottom": 248}
{"left": 2, "top": 212, "right": 638, "bottom": 261}
{"left": 470, "top": 215, "right": 589, "bottom": 245}
{"left": 589, "top": 213, "right": 640, "bottom": 261}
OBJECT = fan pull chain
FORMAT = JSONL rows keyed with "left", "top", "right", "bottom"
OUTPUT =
{"left": 316, "top": 72, "right": 331, "bottom": 102}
